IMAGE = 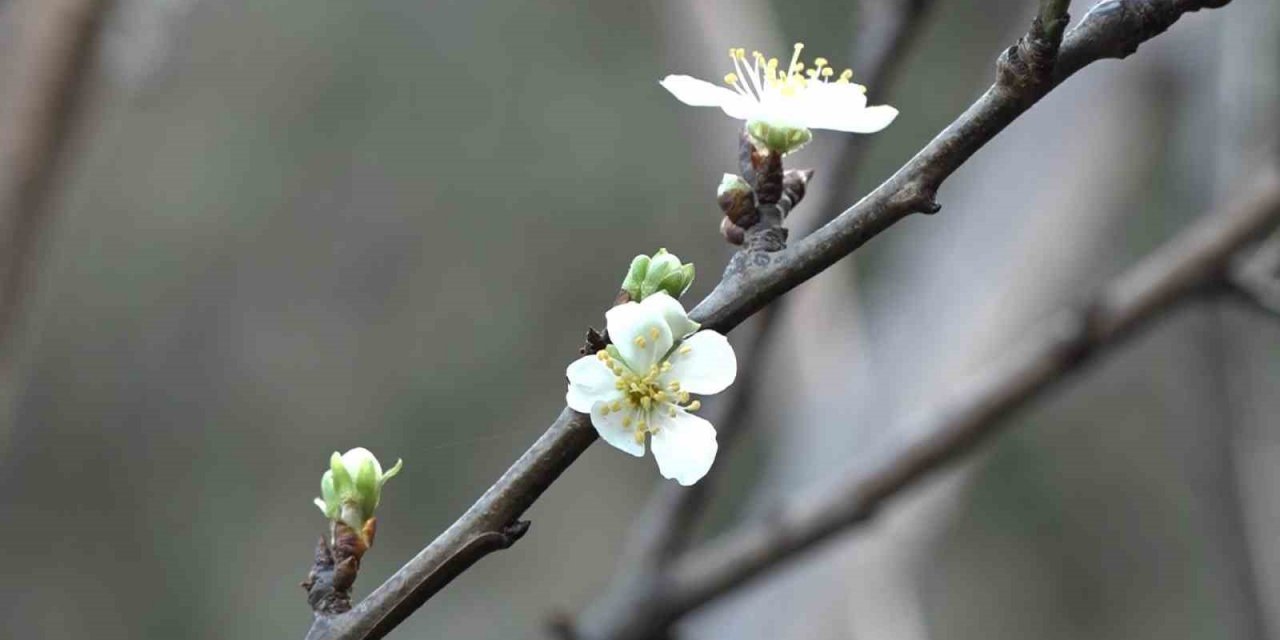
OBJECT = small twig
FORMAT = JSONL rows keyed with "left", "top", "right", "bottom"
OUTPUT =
{"left": 0, "top": 0, "right": 112, "bottom": 359}
{"left": 301, "top": 2, "right": 1234, "bottom": 638}
{"left": 659, "top": 167, "right": 1280, "bottom": 618}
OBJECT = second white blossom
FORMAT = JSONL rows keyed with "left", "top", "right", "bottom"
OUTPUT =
{"left": 566, "top": 292, "right": 736, "bottom": 485}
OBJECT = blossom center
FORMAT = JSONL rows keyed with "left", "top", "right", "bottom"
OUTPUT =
{"left": 596, "top": 347, "right": 702, "bottom": 444}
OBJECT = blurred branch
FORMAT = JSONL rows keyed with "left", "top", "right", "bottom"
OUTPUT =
{"left": 1226, "top": 235, "right": 1280, "bottom": 318}
{"left": 569, "top": 2, "right": 937, "bottom": 639}
{"left": 0, "top": 0, "right": 111, "bottom": 358}
{"left": 302, "top": 2, "right": 1233, "bottom": 638}
{"left": 663, "top": 166, "right": 1280, "bottom": 617}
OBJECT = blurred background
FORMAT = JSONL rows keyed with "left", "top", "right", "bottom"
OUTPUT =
{"left": 0, "top": 0, "right": 1276, "bottom": 638}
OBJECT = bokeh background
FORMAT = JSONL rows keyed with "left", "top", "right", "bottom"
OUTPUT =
{"left": 0, "top": 0, "right": 1277, "bottom": 638}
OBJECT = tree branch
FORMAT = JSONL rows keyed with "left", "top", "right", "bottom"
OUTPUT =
{"left": 302, "top": 2, "right": 1234, "bottom": 638}
{"left": 0, "top": 0, "right": 111, "bottom": 358}
{"left": 1225, "top": 234, "right": 1280, "bottom": 318}
{"left": 661, "top": 166, "right": 1280, "bottom": 617}
{"left": 570, "top": 2, "right": 938, "bottom": 638}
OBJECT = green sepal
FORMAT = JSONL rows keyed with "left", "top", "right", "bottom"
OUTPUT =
{"left": 621, "top": 255, "right": 650, "bottom": 299}
{"left": 329, "top": 451, "right": 353, "bottom": 501}
{"left": 746, "top": 120, "right": 813, "bottom": 156}
{"left": 354, "top": 457, "right": 380, "bottom": 515}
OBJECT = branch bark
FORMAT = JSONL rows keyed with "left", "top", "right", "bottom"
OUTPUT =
{"left": 302, "top": 2, "right": 1234, "bottom": 638}
{"left": 0, "top": 0, "right": 111, "bottom": 358}
{"left": 662, "top": 166, "right": 1280, "bottom": 617}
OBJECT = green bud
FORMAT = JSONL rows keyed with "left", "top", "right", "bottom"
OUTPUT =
{"left": 658, "top": 263, "right": 695, "bottom": 299}
{"left": 314, "top": 447, "right": 403, "bottom": 536}
{"left": 640, "top": 249, "right": 682, "bottom": 298}
{"left": 620, "top": 249, "right": 695, "bottom": 301}
{"left": 746, "top": 119, "right": 813, "bottom": 156}
{"left": 620, "top": 254, "right": 651, "bottom": 300}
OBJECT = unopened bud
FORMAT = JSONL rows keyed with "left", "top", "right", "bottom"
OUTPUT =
{"left": 314, "top": 447, "right": 403, "bottom": 544}
{"left": 621, "top": 249, "right": 695, "bottom": 300}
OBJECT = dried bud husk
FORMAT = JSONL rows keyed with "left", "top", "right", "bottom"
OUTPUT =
{"left": 717, "top": 173, "right": 757, "bottom": 228}
{"left": 720, "top": 217, "right": 746, "bottom": 245}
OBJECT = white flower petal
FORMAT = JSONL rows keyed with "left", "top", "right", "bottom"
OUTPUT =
{"left": 341, "top": 447, "right": 381, "bottom": 477}
{"left": 640, "top": 292, "right": 700, "bottom": 340}
{"left": 660, "top": 74, "right": 742, "bottom": 108}
{"left": 590, "top": 401, "right": 645, "bottom": 457}
{"left": 650, "top": 408, "right": 718, "bottom": 485}
{"left": 606, "top": 301, "right": 674, "bottom": 373}
{"left": 812, "top": 104, "right": 898, "bottom": 133}
{"left": 565, "top": 355, "right": 618, "bottom": 412}
{"left": 664, "top": 331, "right": 736, "bottom": 395}
{"left": 801, "top": 82, "right": 868, "bottom": 112}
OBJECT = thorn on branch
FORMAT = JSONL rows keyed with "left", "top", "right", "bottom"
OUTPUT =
{"left": 499, "top": 519, "right": 532, "bottom": 548}
{"left": 890, "top": 181, "right": 942, "bottom": 215}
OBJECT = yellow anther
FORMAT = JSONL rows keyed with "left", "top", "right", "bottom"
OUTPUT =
{"left": 634, "top": 430, "right": 645, "bottom": 445}
{"left": 649, "top": 327, "right": 660, "bottom": 340}
{"left": 679, "top": 391, "right": 691, "bottom": 404}
{"left": 724, "top": 72, "right": 739, "bottom": 86}
{"left": 728, "top": 48, "right": 736, "bottom": 59}
{"left": 814, "top": 57, "right": 828, "bottom": 68}
{"left": 633, "top": 336, "right": 647, "bottom": 348}
{"left": 599, "top": 404, "right": 611, "bottom": 416}
{"left": 840, "top": 69, "right": 853, "bottom": 80}
{"left": 668, "top": 406, "right": 677, "bottom": 417}
{"left": 640, "top": 396, "right": 651, "bottom": 410}
{"left": 661, "top": 362, "right": 672, "bottom": 372}
{"left": 821, "top": 67, "right": 833, "bottom": 78}
{"left": 686, "top": 400, "right": 702, "bottom": 412}
{"left": 679, "top": 346, "right": 692, "bottom": 356}
{"left": 668, "top": 381, "right": 681, "bottom": 391}
{"left": 794, "top": 42, "right": 804, "bottom": 50}
{"left": 791, "top": 61, "right": 805, "bottom": 71}
{"left": 653, "top": 391, "right": 667, "bottom": 403}
{"left": 623, "top": 416, "right": 633, "bottom": 428}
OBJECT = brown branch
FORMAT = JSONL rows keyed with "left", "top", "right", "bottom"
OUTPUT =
{"left": 0, "top": 0, "right": 111, "bottom": 358}
{"left": 661, "top": 167, "right": 1280, "bottom": 618}
{"left": 302, "top": 2, "right": 1233, "bottom": 638}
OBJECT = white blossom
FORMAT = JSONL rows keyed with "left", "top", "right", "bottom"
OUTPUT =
{"left": 660, "top": 43, "right": 897, "bottom": 153}
{"left": 566, "top": 293, "right": 736, "bottom": 485}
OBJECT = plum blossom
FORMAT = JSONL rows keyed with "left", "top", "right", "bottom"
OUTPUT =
{"left": 660, "top": 43, "right": 898, "bottom": 154}
{"left": 566, "top": 293, "right": 736, "bottom": 485}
